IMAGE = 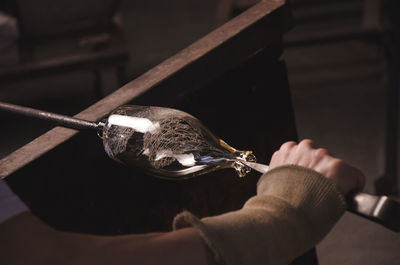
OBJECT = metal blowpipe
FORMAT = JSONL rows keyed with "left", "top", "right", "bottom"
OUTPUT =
{"left": 0, "top": 101, "right": 102, "bottom": 131}
{"left": 0, "top": 101, "right": 399, "bottom": 232}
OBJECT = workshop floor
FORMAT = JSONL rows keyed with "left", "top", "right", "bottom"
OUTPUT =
{"left": 0, "top": 1, "right": 398, "bottom": 265}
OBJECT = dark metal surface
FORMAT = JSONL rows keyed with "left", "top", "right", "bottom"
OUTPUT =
{"left": 347, "top": 193, "right": 400, "bottom": 232}
{"left": 0, "top": 101, "right": 99, "bottom": 132}
{"left": 0, "top": 0, "right": 291, "bottom": 179}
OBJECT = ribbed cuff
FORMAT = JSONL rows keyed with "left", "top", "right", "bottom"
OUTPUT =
{"left": 253, "top": 165, "right": 346, "bottom": 238}
{"left": 174, "top": 211, "right": 227, "bottom": 265}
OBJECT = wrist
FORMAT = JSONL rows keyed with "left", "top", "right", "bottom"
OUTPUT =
{"left": 255, "top": 165, "right": 346, "bottom": 230}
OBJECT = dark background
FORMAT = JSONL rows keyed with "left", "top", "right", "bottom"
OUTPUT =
{"left": 0, "top": 1, "right": 399, "bottom": 264}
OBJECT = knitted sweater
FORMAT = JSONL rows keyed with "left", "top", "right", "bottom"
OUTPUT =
{"left": 174, "top": 165, "right": 347, "bottom": 265}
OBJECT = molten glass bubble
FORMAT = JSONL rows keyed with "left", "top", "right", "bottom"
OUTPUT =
{"left": 102, "top": 105, "right": 256, "bottom": 179}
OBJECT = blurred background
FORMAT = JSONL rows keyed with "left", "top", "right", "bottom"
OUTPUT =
{"left": 0, "top": 0, "right": 399, "bottom": 264}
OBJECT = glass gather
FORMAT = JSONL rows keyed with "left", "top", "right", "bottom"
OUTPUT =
{"left": 101, "top": 105, "right": 256, "bottom": 179}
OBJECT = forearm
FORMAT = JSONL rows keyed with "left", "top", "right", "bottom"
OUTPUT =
{"left": 67, "top": 226, "right": 216, "bottom": 265}
{"left": 0, "top": 212, "right": 70, "bottom": 265}
{"left": 0, "top": 212, "right": 216, "bottom": 265}
{"left": 174, "top": 165, "right": 347, "bottom": 265}
{"left": 0, "top": 174, "right": 215, "bottom": 265}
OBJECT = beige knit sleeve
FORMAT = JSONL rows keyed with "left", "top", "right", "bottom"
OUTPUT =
{"left": 173, "top": 165, "right": 346, "bottom": 265}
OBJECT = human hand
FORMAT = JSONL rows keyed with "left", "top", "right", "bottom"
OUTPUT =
{"left": 268, "top": 139, "right": 366, "bottom": 195}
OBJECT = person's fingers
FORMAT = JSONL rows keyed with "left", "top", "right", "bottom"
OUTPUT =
{"left": 318, "top": 157, "right": 342, "bottom": 179}
{"left": 343, "top": 163, "right": 366, "bottom": 193}
{"left": 269, "top": 142, "right": 296, "bottom": 168}
{"left": 295, "top": 140, "right": 316, "bottom": 167}
{"left": 309, "top": 148, "right": 329, "bottom": 168}
{"left": 314, "top": 148, "right": 329, "bottom": 158}
{"left": 347, "top": 166, "right": 365, "bottom": 192}
{"left": 268, "top": 151, "right": 284, "bottom": 169}
{"left": 298, "top": 139, "right": 315, "bottom": 150}
{"left": 356, "top": 167, "right": 366, "bottom": 191}
{"left": 320, "top": 158, "right": 366, "bottom": 194}
{"left": 271, "top": 150, "right": 279, "bottom": 160}
{"left": 279, "top": 141, "right": 297, "bottom": 152}
{"left": 267, "top": 139, "right": 366, "bottom": 195}
{"left": 272, "top": 141, "right": 297, "bottom": 166}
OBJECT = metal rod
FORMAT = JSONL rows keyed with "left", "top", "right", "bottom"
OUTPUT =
{"left": 0, "top": 101, "right": 100, "bottom": 131}
{"left": 347, "top": 192, "right": 400, "bottom": 232}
